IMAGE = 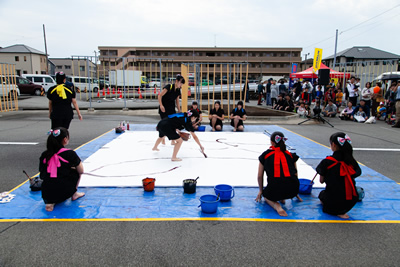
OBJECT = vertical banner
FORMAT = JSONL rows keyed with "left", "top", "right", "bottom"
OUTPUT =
{"left": 313, "top": 48, "right": 323, "bottom": 73}
{"left": 291, "top": 63, "right": 298, "bottom": 73}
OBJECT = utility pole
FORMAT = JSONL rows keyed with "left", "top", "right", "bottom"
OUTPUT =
{"left": 43, "top": 24, "right": 49, "bottom": 74}
{"left": 333, "top": 29, "right": 339, "bottom": 70}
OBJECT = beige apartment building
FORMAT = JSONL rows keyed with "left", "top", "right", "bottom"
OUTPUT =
{"left": 98, "top": 46, "right": 302, "bottom": 80}
{"left": 50, "top": 58, "right": 97, "bottom": 77}
{"left": 0, "top": 44, "right": 48, "bottom": 75}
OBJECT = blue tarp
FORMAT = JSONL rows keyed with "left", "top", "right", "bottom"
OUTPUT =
{"left": 2, "top": 125, "right": 400, "bottom": 222}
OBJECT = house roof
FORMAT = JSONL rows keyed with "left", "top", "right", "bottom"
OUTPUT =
{"left": 324, "top": 46, "right": 400, "bottom": 60}
{"left": 0, "top": 44, "right": 46, "bottom": 55}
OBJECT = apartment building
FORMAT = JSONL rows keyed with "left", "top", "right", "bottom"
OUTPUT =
{"left": 98, "top": 46, "right": 302, "bottom": 80}
{"left": 50, "top": 58, "right": 97, "bottom": 77}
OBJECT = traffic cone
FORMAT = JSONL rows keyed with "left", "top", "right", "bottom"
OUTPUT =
{"left": 107, "top": 87, "right": 110, "bottom": 95}
{"left": 154, "top": 85, "right": 157, "bottom": 94}
{"left": 138, "top": 87, "right": 143, "bottom": 99}
{"left": 112, "top": 87, "right": 115, "bottom": 94}
{"left": 97, "top": 90, "right": 100, "bottom": 97}
{"left": 102, "top": 89, "right": 105, "bottom": 96}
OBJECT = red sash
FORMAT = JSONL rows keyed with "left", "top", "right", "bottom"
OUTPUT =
{"left": 326, "top": 156, "right": 357, "bottom": 200}
{"left": 264, "top": 146, "right": 292, "bottom": 177}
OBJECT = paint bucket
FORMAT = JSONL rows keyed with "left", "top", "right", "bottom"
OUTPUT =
{"left": 183, "top": 179, "right": 197, "bottom": 194}
{"left": 298, "top": 179, "right": 313, "bottom": 194}
{"left": 198, "top": 194, "right": 219, "bottom": 213}
{"left": 197, "top": 126, "right": 206, "bottom": 132}
{"left": 214, "top": 184, "right": 235, "bottom": 201}
{"left": 142, "top": 177, "right": 156, "bottom": 192}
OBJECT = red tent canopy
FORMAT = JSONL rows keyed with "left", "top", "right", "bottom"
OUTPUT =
{"left": 290, "top": 63, "right": 351, "bottom": 79}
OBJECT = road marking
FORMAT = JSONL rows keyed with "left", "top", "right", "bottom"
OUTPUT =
{"left": 0, "top": 142, "right": 38, "bottom": 145}
{"left": 353, "top": 148, "right": 400, "bottom": 152}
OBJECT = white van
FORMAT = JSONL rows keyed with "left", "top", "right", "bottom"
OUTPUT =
{"left": 0, "top": 75, "right": 20, "bottom": 97}
{"left": 66, "top": 76, "right": 99, "bottom": 92}
{"left": 22, "top": 74, "right": 56, "bottom": 93}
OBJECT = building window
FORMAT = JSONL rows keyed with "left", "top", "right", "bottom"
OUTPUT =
{"left": 15, "top": 56, "right": 19, "bottom": 62}
{"left": 24, "top": 56, "right": 27, "bottom": 61}
{"left": 65, "top": 65, "right": 71, "bottom": 69}
{"left": 80, "top": 66, "right": 85, "bottom": 71}
{"left": 56, "top": 65, "right": 63, "bottom": 69}
{"left": 23, "top": 70, "right": 27, "bottom": 74}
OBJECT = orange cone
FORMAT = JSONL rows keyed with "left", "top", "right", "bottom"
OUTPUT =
{"left": 138, "top": 87, "right": 143, "bottom": 99}
{"left": 97, "top": 90, "right": 100, "bottom": 97}
{"left": 102, "top": 89, "right": 105, "bottom": 96}
{"left": 107, "top": 87, "right": 110, "bottom": 95}
{"left": 154, "top": 85, "right": 157, "bottom": 94}
{"left": 112, "top": 87, "right": 115, "bottom": 94}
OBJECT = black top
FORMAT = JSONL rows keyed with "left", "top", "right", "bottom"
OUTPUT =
{"left": 210, "top": 108, "right": 225, "bottom": 118}
{"left": 189, "top": 107, "right": 202, "bottom": 114}
{"left": 259, "top": 148, "right": 299, "bottom": 179}
{"left": 161, "top": 84, "right": 181, "bottom": 108}
{"left": 283, "top": 99, "right": 294, "bottom": 111}
{"left": 276, "top": 99, "right": 285, "bottom": 106}
{"left": 47, "top": 83, "right": 76, "bottom": 120}
{"left": 167, "top": 113, "right": 196, "bottom": 132}
{"left": 230, "top": 107, "right": 246, "bottom": 118}
{"left": 266, "top": 82, "right": 271, "bottom": 93}
{"left": 39, "top": 149, "right": 81, "bottom": 204}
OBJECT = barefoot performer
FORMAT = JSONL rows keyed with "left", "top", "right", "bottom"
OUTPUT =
{"left": 255, "top": 131, "right": 302, "bottom": 217}
{"left": 152, "top": 110, "right": 205, "bottom": 161}
{"left": 39, "top": 127, "right": 85, "bottom": 212}
{"left": 316, "top": 132, "right": 361, "bottom": 219}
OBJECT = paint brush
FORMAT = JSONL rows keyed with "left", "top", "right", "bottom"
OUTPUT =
{"left": 310, "top": 173, "right": 318, "bottom": 184}
{"left": 200, "top": 149, "right": 207, "bottom": 158}
{"left": 23, "top": 170, "right": 32, "bottom": 180}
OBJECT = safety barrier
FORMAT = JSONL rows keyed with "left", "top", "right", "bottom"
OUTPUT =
{"left": 0, "top": 63, "right": 19, "bottom": 112}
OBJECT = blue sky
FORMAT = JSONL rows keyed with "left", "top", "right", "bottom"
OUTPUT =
{"left": 1, "top": 0, "right": 399, "bottom": 59}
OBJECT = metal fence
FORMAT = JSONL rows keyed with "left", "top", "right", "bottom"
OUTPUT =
{"left": 0, "top": 63, "right": 19, "bottom": 112}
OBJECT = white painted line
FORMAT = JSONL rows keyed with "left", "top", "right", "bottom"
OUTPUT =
{"left": 0, "top": 142, "right": 39, "bottom": 145}
{"left": 353, "top": 148, "right": 400, "bottom": 152}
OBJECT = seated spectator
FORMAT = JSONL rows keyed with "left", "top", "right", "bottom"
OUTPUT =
{"left": 386, "top": 101, "right": 396, "bottom": 125}
{"left": 301, "top": 88, "right": 311, "bottom": 105}
{"left": 376, "top": 102, "right": 387, "bottom": 120}
{"left": 273, "top": 94, "right": 285, "bottom": 110}
{"left": 322, "top": 99, "right": 337, "bottom": 117}
{"left": 209, "top": 100, "right": 225, "bottom": 131}
{"left": 297, "top": 102, "right": 307, "bottom": 118}
{"left": 351, "top": 99, "right": 370, "bottom": 121}
{"left": 339, "top": 101, "right": 355, "bottom": 120}
{"left": 305, "top": 103, "right": 311, "bottom": 118}
{"left": 189, "top": 101, "right": 203, "bottom": 130}
{"left": 335, "top": 88, "right": 343, "bottom": 107}
{"left": 283, "top": 94, "right": 294, "bottom": 112}
{"left": 230, "top": 100, "right": 247, "bottom": 132}
{"left": 354, "top": 106, "right": 367, "bottom": 123}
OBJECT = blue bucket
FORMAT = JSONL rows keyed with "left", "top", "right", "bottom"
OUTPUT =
{"left": 214, "top": 184, "right": 235, "bottom": 201}
{"left": 298, "top": 179, "right": 313, "bottom": 194}
{"left": 198, "top": 194, "right": 219, "bottom": 213}
{"left": 197, "top": 126, "right": 206, "bottom": 131}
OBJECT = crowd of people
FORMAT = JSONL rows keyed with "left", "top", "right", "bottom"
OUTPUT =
{"left": 258, "top": 77, "right": 399, "bottom": 127}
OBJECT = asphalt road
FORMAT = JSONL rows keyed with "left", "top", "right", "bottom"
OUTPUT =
{"left": 1, "top": 98, "right": 400, "bottom": 266}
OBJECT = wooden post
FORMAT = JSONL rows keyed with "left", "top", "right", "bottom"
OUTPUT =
{"left": 207, "top": 64, "right": 210, "bottom": 113}
{"left": 240, "top": 64, "right": 243, "bottom": 101}
{"left": 220, "top": 64, "right": 223, "bottom": 109}
{"left": 200, "top": 64, "right": 203, "bottom": 109}
{"left": 227, "top": 64, "right": 230, "bottom": 116}
{"left": 212, "top": 64, "right": 216, "bottom": 114}
{"left": 243, "top": 63, "right": 249, "bottom": 109}
{"left": 233, "top": 64, "right": 236, "bottom": 109}
{"left": 181, "top": 64, "right": 188, "bottom": 112}
{"left": 0, "top": 64, "right": 4, "bottom": 112}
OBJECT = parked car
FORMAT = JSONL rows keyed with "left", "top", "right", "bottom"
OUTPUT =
{"left": 148, "top": 78, "right": 161, "bottom": 88}
{"left": 22, "top": 74, "right": 56, "bottom": 93}
{"left": 0, "top": 75, "right": 20, "bottom": 98}
{"left": 15, "top": 76, "right": 43, "bottom": 96}
{"left": 66, "top": 76, "right": 99, "bottom": 92}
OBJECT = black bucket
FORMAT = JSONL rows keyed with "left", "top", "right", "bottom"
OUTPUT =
{"left": 183, "top": 179, "right": 197, "bottom": 194}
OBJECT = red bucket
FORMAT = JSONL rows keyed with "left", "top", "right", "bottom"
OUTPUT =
{"left": 142, "top": 177, "right": 155, "bottom": 192}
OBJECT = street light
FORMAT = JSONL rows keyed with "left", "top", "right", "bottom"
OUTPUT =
{"left": 304, "top": 53, "right": 310, "bottom": 70}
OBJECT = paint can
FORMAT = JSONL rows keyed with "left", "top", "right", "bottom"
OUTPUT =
{"left": 183, "top": 179, "right": 197, "bottom": 194}
{"left": 214, "top": 184, "right": 235, "bottom": 201}
{"left": 142, "top": 177, "right": 156, "bottom": 192}
{"left": 298, "top": 179, "right": 313, "bottom": 194}
{"left": 198, "top": 194, "right": 219, "bottom": 213}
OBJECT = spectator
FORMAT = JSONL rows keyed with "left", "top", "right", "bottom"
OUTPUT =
{"left": 301, "top": 87, "right": 311, "bottom": 105}
{"left": 376, "top": 102, "right": 387, "bottom": 120}
{"left": 392, "top": 83, "right": 400, "bottom": 128}
{"left": 354, "top": 106, "right": 367, "bottom": 123}
{"left": 230, "top": 101, "right": 247, "bottom": 132}
{"left": 278, "top": 80, "right": 288, "bottom": 95}
{"left": 324, "top": 86, "right": 335, "bottom": 106}
{"left": 371, "top": 82, "right": 384, "bottom": 117}
{"left": 335, "top": 88, "right": 343, "bottom": 107}
{"left": 265, "top": 79, "right": 272, "bottom": 106}
{"left": 283, "top": 94, "right": 294, "bottom": 112}
{"left": 189, "top": 101, "right": 203, "bottom": 130}
{"left": 257, "top": 80, "right": 265, "bottom": 105}
{"left": 293, "top": 80, "right": 303, "bottom": 101}
{"left": 209, "top": 100, "right": 225, "bottom": 131}
{"left": 297, "top": 102, "right": 307, "bottom": 118}
{"left": 351, "top": 99, "right": 370, "bottom": 121}
{"left": 270, "top": 80, "right": 279, "bottom": 107}
{"left": 347, "top": 76, "right": 359, "bottom": 107}
{"left": 361, "top": 82, "right": 373, "bottom": 108}
{"left": 339, "top": 101, "right": 355, "bottom": 120}
{"left": 273, "top": 94, "right": 285, "bottom": 110}
{"left": 322, "top": 99, "right": 337, "bottom": 117}
{"left": 315, "top": 85, "right": 323, "bottom": 101}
